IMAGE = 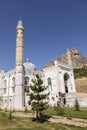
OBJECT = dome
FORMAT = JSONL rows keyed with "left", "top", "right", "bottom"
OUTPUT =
{"left": 24, "top": 59, "right": 36, "bottom": 71}
{"left": 18, "top": 20, "right": 23, "bottom": 26}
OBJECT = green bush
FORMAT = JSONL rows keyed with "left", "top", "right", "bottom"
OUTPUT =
{"left": 0, "top": 111, "right": 7, "bottom": 117}
{"left": 74, "top": 98, "right": 80, "bottom": 111}
{"left": 54, "top": 101, "right": 65, "bottom": 116}
{"left": 54, "top": 106, "right": 64, "bottom": 116}
{"left": 74, "top": 67, "right": 87, "bottom": 79}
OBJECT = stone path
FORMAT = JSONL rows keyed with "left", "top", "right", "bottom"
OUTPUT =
{"left": 13, "top": 112, "right": 87, "bottom": 128}
{"left": 49, "top": 116, "right": 87, "bottom": 127}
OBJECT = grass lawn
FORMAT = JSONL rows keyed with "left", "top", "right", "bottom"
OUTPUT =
{"left": 42, "top": 107, "right": 87, "bottom": 119}
{"left": 64, "top": 107, "right": 87, "bottom": 119}
{"left": 0, "top": 111, "right": 87, "bottom": 130}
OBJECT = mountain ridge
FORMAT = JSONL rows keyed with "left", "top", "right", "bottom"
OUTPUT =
{"left": 43, "top": 48, "right": 87, "bottom": 69}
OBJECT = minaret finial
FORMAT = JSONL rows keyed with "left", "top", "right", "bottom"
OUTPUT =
{"left": 67, "top": 48, "right": 69, "bottom": 52}
{"left": 19, "top": 17, "right": 21, "bottom": 20}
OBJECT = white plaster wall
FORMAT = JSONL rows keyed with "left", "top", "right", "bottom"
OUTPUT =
{"left": 43, "top": 66, "right": 58, "bottom": 95}
{"left": 78, "top": 98, "right": 87, "bottom": 107}
{"left": 43, "top": 66, "right": 59, "bottom": 106}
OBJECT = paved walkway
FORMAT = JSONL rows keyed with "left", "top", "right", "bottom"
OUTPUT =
{"left": 13, "top": 112, "right": 87, "bottom": 128}
{"left": 49, "top": 116, "right": 87, "bottom": 127}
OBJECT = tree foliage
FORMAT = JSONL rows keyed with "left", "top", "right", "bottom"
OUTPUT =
{"left": 74, "top": 66, "right": 87, "bottom": 79}
{"left": 54, "top": 92, "right": 65, "bottom": 116}
{"left": 29, "top": 74, "right": 49, "bottom": 120}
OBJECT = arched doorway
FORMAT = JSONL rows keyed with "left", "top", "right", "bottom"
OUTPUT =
{"left": 64, "top": 73, "right": 69, "bottom": 93}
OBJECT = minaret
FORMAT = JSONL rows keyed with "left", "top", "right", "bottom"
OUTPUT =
{"left": 15, "top": 20, "right": 25, "bottom": 109}
{"left": 16, "top": 20, "right": 24, "bottom": 66}
{"left": 67, "top": 48, "right": 72, "bottom": 66}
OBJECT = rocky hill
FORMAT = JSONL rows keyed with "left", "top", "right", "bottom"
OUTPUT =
{"left": 43, "top": 48, "right": 87, "bottom": 69}
{"left": 58, "top": 48, "right": 87, "bottom": 69}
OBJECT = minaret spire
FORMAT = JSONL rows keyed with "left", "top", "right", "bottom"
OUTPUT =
{"left": 67, "top": 48, "right": 72, "bottom": 66}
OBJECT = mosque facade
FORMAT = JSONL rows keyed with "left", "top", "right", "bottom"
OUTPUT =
{"left": 0, "top": 20, "right": 87, "bottom": 110}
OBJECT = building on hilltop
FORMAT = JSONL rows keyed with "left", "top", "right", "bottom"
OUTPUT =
{"left": 0, "top": 20, "right": 87, "bottom": 110}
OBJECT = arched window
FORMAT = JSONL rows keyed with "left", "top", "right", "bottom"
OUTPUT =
{"left": 4, "top": 80, "right": 7, "bottom": 94}
{"left": 10, "top": 99, "right": 12, "bottom": 105}
{"left": 47, "top": 78, "right": 52, "bottom": 86}
{"left": 47, "top": 77, "right": 52, "bottom": 91}
{"left": 5, "top": 99, "right": 7, "bottom": 104}
{"left": 4, "top": 80, "right": 7, "bottom": 87}
{"left": 12, "top": 77, "right": 15, "bottom": 86}
{"left": 25, "top": 77, "right": 29, "bottom": 93}
{"left": 25, "top": 77, "right": 29, "bottom": 85}
{"left": 12, "top": 77, "right": 15, "bottom": 93}
{"left": 52, "top": 97, "right": 55, "bottom": 101}
{"left": 4, "top": 88, "right": 6, "bottom": 94}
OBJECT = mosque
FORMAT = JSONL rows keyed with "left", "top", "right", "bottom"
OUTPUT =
{"left": 0, "top": 20, "right": 87, "bottom": 110}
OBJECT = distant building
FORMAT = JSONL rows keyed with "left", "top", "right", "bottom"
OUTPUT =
{"left": 0, "top": 20, "right": 87, "bottom": 110}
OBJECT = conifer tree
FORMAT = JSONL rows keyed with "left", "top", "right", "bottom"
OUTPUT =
{"left": 74, "top": 98, "right": 80, "bottom": 111}
{"left": 29, "top": 74, "right": 49, "bottom": 120}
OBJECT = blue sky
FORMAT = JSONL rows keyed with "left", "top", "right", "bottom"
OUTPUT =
{"left": 0, "top": 0, "right": 87, "bottom": 70}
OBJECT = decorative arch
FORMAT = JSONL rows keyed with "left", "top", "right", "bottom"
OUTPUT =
{"left": 64, "top": 73, "right": 69, "bottom": 93}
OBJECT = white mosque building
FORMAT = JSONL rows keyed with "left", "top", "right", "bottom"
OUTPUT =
{"left": 0, "top": 20, "right": 86, "bottom": 110}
